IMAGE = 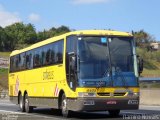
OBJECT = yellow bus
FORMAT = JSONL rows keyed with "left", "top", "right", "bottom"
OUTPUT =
{"left": 9, "top": 30, "right": 141, "bottom": 117}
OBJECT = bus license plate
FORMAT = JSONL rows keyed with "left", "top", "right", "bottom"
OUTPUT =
{"left": 106, "top": 101, "right": 117, "bottom": 104}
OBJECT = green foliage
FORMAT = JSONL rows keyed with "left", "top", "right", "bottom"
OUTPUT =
{"left": 137, "top": 47, "right": 160, "bottom": 77}
{"left": 140, "top": 82, "right": 160, "bottom": 88}
{"left": 37, "top": 26, "right": 70, "bottom": 42}
{"left": 133, "top": 30, "right": 155, "bottom": 49}
{"left": 4, "top": 22, "right": 37, "bottom": 50}
{"left": 0, "top": 68, "right": 8, "bottom": 74}
{"left": 150, "top": 83, "right": 160, "bottom": 88}
{"left": 144, "top": 61, "right": 158, "bottom": 70}
{"left": 0, "top": 23, "right": 70, "bottom": 51}
{"left": 0, "top": 27, "right": 8, "bottom": 51}
{"left": 135, "top": 30, "right": 160, "bottom": 77}
{"left": 0, "top": 68, "right": 8, "bottom": 89}
{"left": 0, "top": 52, "right": 10, "bottom": 58}
{"left": 139, "top": 83, "right": 148, "bottom": 88}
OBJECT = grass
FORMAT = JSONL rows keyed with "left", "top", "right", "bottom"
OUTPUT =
{"left": 140, "top": 82, "right": 160, "bottom": 89}
{"left": 141, "top": 60, "right": 160, "bottom": 77}
{"left": 150, "top": 83, "right": 160, "bottom": 88}
{"left": 141, "top": 69, "right": 160, "bottom": 77}
{"left": 0, "top": 68, "right": 8, "bottom": 89}
{"left": 0, "top": 52, "right": 11, "bottom": 58}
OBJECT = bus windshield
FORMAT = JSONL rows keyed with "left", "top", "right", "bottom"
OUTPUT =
{"left": 78, "top": 36, "right": 138, "bottom": 87}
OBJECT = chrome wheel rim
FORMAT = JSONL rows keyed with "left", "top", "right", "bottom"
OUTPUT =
{"left": 20, "top": 98, "right": 23, "bottom": 109}
{"left": 62, "top": 99, "right": 67, "bottom": 113}
{"left": 25, "top": 97, "right": 29, "bottom": 111}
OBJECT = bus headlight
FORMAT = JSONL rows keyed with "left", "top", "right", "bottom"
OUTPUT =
{"left": 133, "top": 92, "right": 140, "bottom": 96}
{"left": 127, "top": 92, "right": 140, "bottom": 97}
{"left": 78, "top": 92, "right": 96, "bottom": 97}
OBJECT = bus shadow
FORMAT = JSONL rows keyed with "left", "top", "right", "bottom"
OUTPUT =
{"left": 32, "top": 108, "right": 122, "bottom": 119}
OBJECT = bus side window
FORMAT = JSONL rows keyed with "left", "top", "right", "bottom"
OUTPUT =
{"left": 41, "top": 44, "right": 52, "bottom": 66}
{"left": 50, "top": 46, "right": 55, "bottom": 64}
{"left": 19, "top": 53, "right": 26, "bottom": 70}
{"left": 45, "top": 44, "right": 52, "bottom": 65}
{"left": 12, "top": 56, "right": 16, "bottom": 72}
{"left": 15, "top": 55, "right": 19, "bottom": 71}
{"left": 26, "top": 54, "right": 29, "bottom": 69}
{"left": 52, "top": 40, "right": 64, "bottom": 64}
{"left": 33, "top": 48, "right": 42, "bottom": 68}
{"left": 57, "top": 40, "right": 63, "bottom": 64}
{"left": 46, "top": 49, "right": 51, "bottom": 64}
{"left": 26, "top": 51, "right": 33, "bottom": 69}
{"left": 10, "top": 57, "right": 14, "bottom": 72}
{"left": 41, "top": 46, "right": 47, "bottom": 65}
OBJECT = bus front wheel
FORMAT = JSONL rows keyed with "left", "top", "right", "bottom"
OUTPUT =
{"left": 108, "top": 110, "right": 120, "bottom": 117}
{"left": 24, "top": 94, "right": 33, "bottom": 113}
{"left": 61, "top": 94, "right": 71, "bottom": 117}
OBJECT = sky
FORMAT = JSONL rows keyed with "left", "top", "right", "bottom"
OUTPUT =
{"left": 0, "top": 0, "right": 160, "bottom": 40}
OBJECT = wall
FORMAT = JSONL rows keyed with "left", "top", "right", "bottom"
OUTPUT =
{"left": 140, "top": 89, "right": 160, "bottom": 105}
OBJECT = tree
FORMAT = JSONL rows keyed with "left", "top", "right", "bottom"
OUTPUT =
{"left": 24, "top": 23, "right": 37, "bottom": 44}
{"left": 37, "top": 30, "right": 50, "bottom": 42}
{"left": 132, "top": 30, "right": 155, "bottom": 51}
{"left": 0, "top": 22, "right": 71, "bottom": 51}
{"left": 0, "top": 27, "right": 7, "bottom": 51}
{"left": 56, "top": 25, "right": 70, "bottom": 35}
{"left": 4, "top": 22, "right": 37, "bottom": 50}
{"left": 37, "top": 26, "right": 70, "bottom": 42}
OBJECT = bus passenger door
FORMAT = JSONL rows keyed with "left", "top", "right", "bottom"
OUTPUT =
{"left": 66, "top": 36, "right": 78, "bottom": 91}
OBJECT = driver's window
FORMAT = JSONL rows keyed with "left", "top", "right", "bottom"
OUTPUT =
{"left": 66, "top": 35, "right": 77, "bottom": 90}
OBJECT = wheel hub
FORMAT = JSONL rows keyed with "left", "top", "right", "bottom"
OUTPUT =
{"left": 62, "top": 99, "right": 67, "bottom": 112}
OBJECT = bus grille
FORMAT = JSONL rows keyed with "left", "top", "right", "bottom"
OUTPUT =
{"left": 97, "top": 93, "right": 110, "bottom": 96}
{"left": 113, "top": 92, "right": 126, "bottom": 96}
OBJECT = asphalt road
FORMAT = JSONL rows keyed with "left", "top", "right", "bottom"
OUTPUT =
{"left": 0, "top": 99, "right": 160, "bottom": 120}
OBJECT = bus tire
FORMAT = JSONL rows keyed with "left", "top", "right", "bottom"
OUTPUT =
{"left": 108, "top": 110, "right": 120, "bottom": 116}
{"left": 19, "top": 94, "right": 25, "bottom": 112}
{"left": 24, "top": 94, "right": 33, "bottom": 113}
{"left": 61, "top": 94, "right": 71, "bottom": 117}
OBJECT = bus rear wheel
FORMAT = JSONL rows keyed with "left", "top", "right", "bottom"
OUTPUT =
{"left": 24, "top": 94, "right": 33, "bottom": 113}
{"left": 61, "top": 94, "right": 71, "bottom": 117}
{"left": 108, "top": 110, "right": 120, "bottom": 117}
{"left": 19, "top": 94, "right": 25, "bottom": 112}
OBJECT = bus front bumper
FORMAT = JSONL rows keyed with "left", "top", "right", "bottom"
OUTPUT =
{"left": 67, "top": 97, "right": 139, "bottom": 111}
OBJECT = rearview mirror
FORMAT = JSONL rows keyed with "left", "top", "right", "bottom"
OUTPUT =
{"left": 137, "top": 55, "right": 143, "bottom": 75}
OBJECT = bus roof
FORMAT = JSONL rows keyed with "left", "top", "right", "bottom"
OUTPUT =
{"left": 10, "top": 30, "right": 132, "bottom": 56}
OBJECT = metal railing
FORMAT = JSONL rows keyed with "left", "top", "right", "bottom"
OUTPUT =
{"left": 139, "top": 77, "right": 160, "bottom": 82}
{"left": 0, "top": 58, "right": 9, "bottom": 68}
{"left": 0, "top": 90, "right": 8, "bottom": 99}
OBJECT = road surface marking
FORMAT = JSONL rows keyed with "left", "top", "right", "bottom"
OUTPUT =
{"left": 0, "top": 103, "right": 16, "bottom": 106}
{"left": 0, "top": 110, "right": 57, "bottom": 119}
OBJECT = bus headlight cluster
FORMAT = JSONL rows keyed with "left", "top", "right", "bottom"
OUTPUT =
{"left": 78, "top": 92, "right": 96, "bottom": 97}
{"left": 133, "top": 92, "right": 140, "bottom": 96}
{"left": 127, "top": 92, "right": 140, "bottom": 97}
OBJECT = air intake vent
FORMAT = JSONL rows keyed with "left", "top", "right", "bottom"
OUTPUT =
{"left": 114, "top": 92, "right": 126, "bottom": 96}
{"left": 97, "top": 93, "right": 110, "bottom": 96}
